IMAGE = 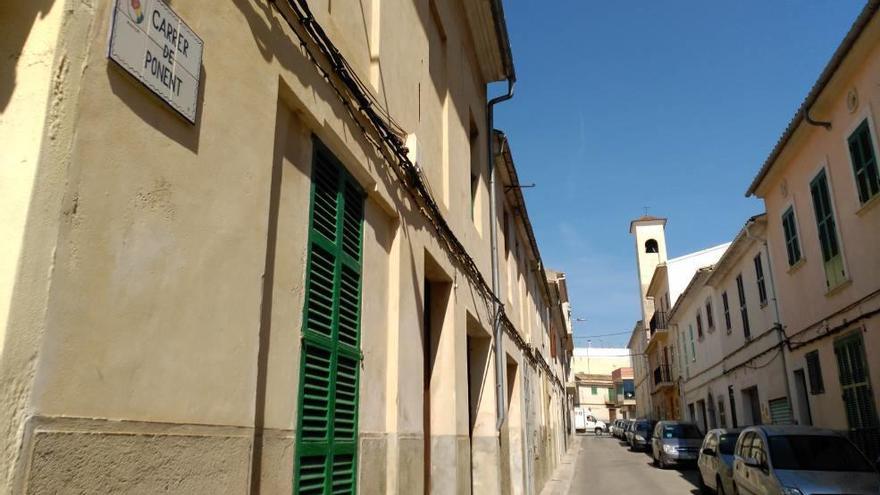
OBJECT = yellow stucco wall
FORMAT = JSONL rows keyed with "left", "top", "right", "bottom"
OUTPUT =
{"left": 0, "top": 0, "right": 570, "bottom": 492}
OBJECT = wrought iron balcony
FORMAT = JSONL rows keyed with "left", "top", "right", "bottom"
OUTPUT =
{"left": 652, "top": 364, "right": 673, "bottom": 391}
{"left": 649, "top": 311, "right": 668, "bottom": 337}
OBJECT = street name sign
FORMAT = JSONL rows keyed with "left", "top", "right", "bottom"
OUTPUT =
{"left": 109, "top": 0, "right": 204, "bottom": 124}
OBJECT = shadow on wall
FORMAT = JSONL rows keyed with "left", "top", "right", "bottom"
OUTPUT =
{"left": 105, "top": 62, "right": 206, "bottom": 153}
{"left": 0, "top": 0, "right": 56, "bottom": 111}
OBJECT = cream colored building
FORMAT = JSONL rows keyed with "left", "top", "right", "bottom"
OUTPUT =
{"left": 569, "top": 347, "right": 632, "bottom": 376}
{"left": 628, "top": 321, "right": 652, "bottom": 418}
{"left": 574, "top": 374, "right": 615, "bottom": 423}
{"left": 569, "top": 348, "right": 631, "bottom": 422}
{"left": 629, "top": 216, "right": 728, "bottom": 421}
{"left": 668, "top": 215, "right": 791, "bottom": 433}
{"left": 747, "top": 0, "right": 880, "bottom": 460}
{"left": 0, "top": 0, "right": 572, "bottom": 493}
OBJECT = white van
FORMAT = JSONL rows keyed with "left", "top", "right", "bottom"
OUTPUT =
{"left": 573, "top": 407, "right": 607, "bottom": 434}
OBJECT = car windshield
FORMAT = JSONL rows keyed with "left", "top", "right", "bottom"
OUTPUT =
{"left": 662, "top": 424, "right": 702, "bottom": 439}
{"left": 768, "top": 435, "right": 874, "bottom": 472}
{"left": 718, "top": 433, "right": 739, "bottom": 455}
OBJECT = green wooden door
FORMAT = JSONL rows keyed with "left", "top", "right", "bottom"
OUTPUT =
{"left": 294, "top": 142, "right": 365, "bottom": 495}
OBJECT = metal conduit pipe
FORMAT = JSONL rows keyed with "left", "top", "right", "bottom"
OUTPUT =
{"left": 744, "top": 220, "right": 794, "bottom": 421}
{"left": 488, "top": 77, "right": 515, "bottom": 431}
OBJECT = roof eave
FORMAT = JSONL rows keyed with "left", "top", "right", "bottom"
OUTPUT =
{"left": 746, "top": 0, "right": 880, "bottom": 197}
{"left": 463, "top": 0, "right": 516, "bottom": 82}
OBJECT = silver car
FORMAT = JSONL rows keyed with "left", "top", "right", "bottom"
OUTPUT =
{"left": 732, "top": 425, "right": 880, "bottom": 495}
{"left": 651, "top": 420, "right": 704, "bottom": 468}
{"left": 698, "top": 428, "right": 742, "bottom": 495}
{"left": 623, "top": 419, "right": 637, "bottom": 445}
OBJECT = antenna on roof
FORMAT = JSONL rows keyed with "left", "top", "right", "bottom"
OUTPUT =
{"left": 643, "top": 206, "right": 650, "bottom": 216}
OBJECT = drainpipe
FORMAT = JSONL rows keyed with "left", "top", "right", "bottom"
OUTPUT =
{"left": 745, "top": 221, "right": 795, "bottom": 422}
{"left": 489, "top": 78, "right": 515, "bottom": 431}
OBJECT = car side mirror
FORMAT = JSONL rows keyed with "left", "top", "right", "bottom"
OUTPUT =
{"left": 701, "top": 448, "right": 715, "bottom": 456}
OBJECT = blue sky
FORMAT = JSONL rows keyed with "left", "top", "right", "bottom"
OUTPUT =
{"left": 492, "top": 1, "right": 866, "bottom": 348}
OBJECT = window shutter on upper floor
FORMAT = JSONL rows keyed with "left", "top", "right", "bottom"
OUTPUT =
{"left": 848, "top": 120, "right": 880, "bottom": 204}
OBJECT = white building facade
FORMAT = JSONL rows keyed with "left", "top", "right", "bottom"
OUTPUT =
{"left": 672, "top": 215, "right": 793, "bottom": 432}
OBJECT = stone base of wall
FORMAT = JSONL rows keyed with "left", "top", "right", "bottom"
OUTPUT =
{"left": 359, "top": 433, "right": 477, "bottom": 495}
{"left": 12, "top": 420, "right": 510, "bottom": 494}
{"left": 15, "top": 416, "right": 275, "bottom": 494}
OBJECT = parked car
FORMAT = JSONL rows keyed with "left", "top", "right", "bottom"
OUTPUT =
{"left": 623, "top": 419, "right": 637, "bottom": 445}
{"left": 617, "top": 419, "right": 629, "bottom": 439}
{"left": 629, "top": 419, "right": 657, "bottom": 451}
{"left": 651, "top": 420, "right": 703, "bottom": 468}
{"left": 611, "top": 419, "right": 625, "bottom": 438}
{"left": 732, "top": 425, "right": 880, "bottom": 495}
{"left": 697, "top": 428, "right": 742, "bottom": 495}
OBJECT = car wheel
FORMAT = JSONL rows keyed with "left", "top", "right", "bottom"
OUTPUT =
{"left": 652, "top": 454, "right": 658, "bottom": 467}
{"left": 716, "top": 476, "right": 725, "bottom": 495}
{"left": 658, "top": 453, "right": 667, "bottom": 469}
{"left": 595, "top": 427, "right": 602, "bottom": 436}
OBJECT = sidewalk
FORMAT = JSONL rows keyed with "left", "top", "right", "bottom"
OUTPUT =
{"left": 538, "top": 435, "right": 583, "bottom": 495}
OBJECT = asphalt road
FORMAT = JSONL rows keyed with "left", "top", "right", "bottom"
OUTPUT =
{"left": 567, "top": 433, "right": 703, "bottom": 495}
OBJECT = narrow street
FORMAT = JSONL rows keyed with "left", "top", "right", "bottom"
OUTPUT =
{"left": 567, "top": 434, "right": 701, "bottom": 495}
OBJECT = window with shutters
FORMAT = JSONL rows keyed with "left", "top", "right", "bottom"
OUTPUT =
{"left": 805, "top": 350, "right": 825, "bottom": 395}
{"left": 705, "top": 298, "right": 714, "bottom": 330}
{"left": 722, "top": 291, "right": 731, "bottom": 332}
{"left": 679, "top": 331, "right": 688, "bottom": 377}
{"left": 294, "top": 142, "right": 365, "bottom": 495}
{"left": 847, "top": 119, "right": 880, "bottom": 204}
{"left": 834, "top": 332, "right": 879, "bottom": 431}
{"left": 736, "top": 274, "right": 750, "bottom": 339}
{"left": 754, "top": 254, "right": 768, "bottom": 306}
{"left": 689, "top": 325, "right": 695, "bottom": 362}
{"left": 696, "top": 313, "right": 704, "bottom": 339}
{"left": 810, "top": 170, "right": 847, "bottom": 289}
{"left": 781, "top": 207, "right": 802, "bottom": 267}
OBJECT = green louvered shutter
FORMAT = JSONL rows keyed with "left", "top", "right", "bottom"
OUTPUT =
{"left": 295, "top": 142, "right": 364, "bottom": 495}
{"left": 835, "top": 333, "right": 878, "bottom": 431}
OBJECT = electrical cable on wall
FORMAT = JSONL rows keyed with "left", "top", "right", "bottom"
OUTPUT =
{"left": 269, "top": 0, "right": 566, "bottom": 391}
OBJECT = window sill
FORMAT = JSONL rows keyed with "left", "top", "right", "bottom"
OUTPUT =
{"left": 824, "top": 278, "right": 852, "bottom": 298}
{"left": 786, "top": 258, "right": 806, "bottom": 275}
{"left": 856, "top": 193, "right": 880, "bottom": 216}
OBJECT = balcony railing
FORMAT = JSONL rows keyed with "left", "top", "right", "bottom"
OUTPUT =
{"left": 652, "top": 364, "right": 672, "bottom": 390}
{"left": 649, "top": 311, "right": 668, "bottom": 337}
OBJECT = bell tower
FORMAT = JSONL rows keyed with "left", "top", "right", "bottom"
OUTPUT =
{"left": 629, "top": 216, "right": 668, "bottom": 331}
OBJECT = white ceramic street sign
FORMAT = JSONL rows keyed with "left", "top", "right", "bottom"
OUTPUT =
{"left": 109, "top": 0, "right": 204, "bottom": 123}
